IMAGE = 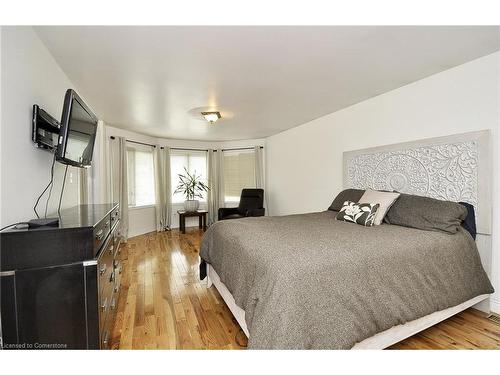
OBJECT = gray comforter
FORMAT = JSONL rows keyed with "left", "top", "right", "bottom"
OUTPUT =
{"left": 200, "top": 211, "right": 494, "bottom": 349}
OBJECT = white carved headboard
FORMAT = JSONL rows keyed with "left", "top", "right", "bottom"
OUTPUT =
{"left": 343, "top": 130, "right": 491, "bottom": 235}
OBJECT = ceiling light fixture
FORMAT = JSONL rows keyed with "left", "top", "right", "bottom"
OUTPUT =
{"left": 201, "top": 111, "right": 221, "bottom": 124}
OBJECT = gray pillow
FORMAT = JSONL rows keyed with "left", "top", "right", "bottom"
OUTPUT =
{"left": 328, "top": 189, "right": 365, "bottom": 211}
{"left": 384, "top": 193, "right": 468, "bottom": 234}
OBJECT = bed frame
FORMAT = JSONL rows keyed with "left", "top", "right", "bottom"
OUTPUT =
{"left": 206, "top": 130, "right": 493, "bottom": 349}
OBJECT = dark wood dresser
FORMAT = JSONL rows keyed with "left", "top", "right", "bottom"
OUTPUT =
{"left": 0, "top": 203, "right": 122, "bottom": 349}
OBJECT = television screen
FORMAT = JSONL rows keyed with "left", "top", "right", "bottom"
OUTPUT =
{"left": 57, "top": 89, "right": 98, "bottom": 168}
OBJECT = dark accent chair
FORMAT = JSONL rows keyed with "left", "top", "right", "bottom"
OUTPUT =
{"left": 218, "top": 189, "right": 265, "bottom": 220}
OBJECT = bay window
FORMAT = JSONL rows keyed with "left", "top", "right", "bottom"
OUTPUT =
{"left": 170, "top": 150, "right": 208, "bottom": 204}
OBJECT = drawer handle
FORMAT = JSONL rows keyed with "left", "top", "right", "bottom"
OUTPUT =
{"left": 99, "top": 265, "right": 107, "bottom": 275}
{"left": 104, "top": 220, "right": 110, "bottom": 228}
{"left": 102, "top": 331, "right": 109, "bottom": 347}
{"left": 110, "top": 298, "right": 116, "bottom": 310}
{"left": 101, "top": 297, "right": 108, "bottom": 311}
{"left": 119, "top": 265, "right": 123, "bottom": 274}
{"left": 109, "top": 245, "right": 114, "bottom": 254}
{"left": 114, "top": 284, "right": 120, "bottom": 293}
{"left": 96, "top": 229, "right": 104, "bottom": 241}
{"left": 110, "top": 271, "right": 115, "bottom": 282}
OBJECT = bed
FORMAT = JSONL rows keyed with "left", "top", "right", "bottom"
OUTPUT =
{"left": 200, "top": 130, "right": 494, "bottom": 349}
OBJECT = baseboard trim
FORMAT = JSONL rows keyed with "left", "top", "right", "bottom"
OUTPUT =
{"left": 128, "top": 230, "right": 157, "bottom": 240}
{"left": 128, "top": 226, "right": 202, "bottom": 238}
{"left": 491, "top": 298, "right": 500, "bottom": 315}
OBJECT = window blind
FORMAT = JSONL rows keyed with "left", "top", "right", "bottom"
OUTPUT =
{"left": 127, "top": 147, "right": 156, "bottom": 207}
{"left": 223, "top": 150, "right": 256, "bottom": 203}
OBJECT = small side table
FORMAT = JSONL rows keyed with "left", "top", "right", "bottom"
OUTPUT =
{"left": 177, "top": 210, "right": 208, "bottom": 234}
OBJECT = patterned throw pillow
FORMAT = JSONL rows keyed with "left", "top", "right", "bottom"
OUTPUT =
{"left": 336, "top": 201, "right": 380, "bottom": 227}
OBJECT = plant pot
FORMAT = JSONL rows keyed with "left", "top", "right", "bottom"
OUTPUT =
{"left": 184, "top": 200, "right": 199, "bottom": 212}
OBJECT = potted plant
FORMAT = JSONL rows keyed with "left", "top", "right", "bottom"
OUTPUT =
{"left": 174, "top": 167, "right": 209, "bottom": 212}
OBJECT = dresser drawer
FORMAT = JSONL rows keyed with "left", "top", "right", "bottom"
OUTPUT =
{"left": 98, "top": 255, "right": 113, "bottom": 336}
{"left": 98, "top": 284, "right": 113, "bottom": 333}
{"left": 109, "top": 259, "right": 122, "bottom": 313}
{"left": 97, "top": 238, "right": 114, "bottom": 294}
{"left": 107, "top": 287, "right": 119, "bottom": 332}
{"left": 110, "top": 205, "right": 120, "bottom": 229}
{"left": 100, "top": 276, "right": 120, "bottom": 350}
{"left": 111, "top": 276, "right": 121, "bottom": 304}
{"left": 93, "top": 217, "right": 111, "bottom": 256}
{"left": 100, "top": 322, "right": 111, "bottom": 350}
{"left": 113, "top": 255, "right": 122, "bottom": 278}
{"left": 113, "top": 230, "right": 121, "bottom": 258}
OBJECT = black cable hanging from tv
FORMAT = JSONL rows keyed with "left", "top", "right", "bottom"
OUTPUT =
{"left": 57, "top": 164, "right": 69, "bottom": 218}
{"left": 33, "top": 152, "right": 57, "bottom": 218}
{"left": 44, "top": 156, "right": 56, "bottom": 218}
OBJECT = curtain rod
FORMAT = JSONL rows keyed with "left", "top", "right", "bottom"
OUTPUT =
{"left": 170, "top": 147, "right": 208, "bottom": 152}
{"left": 109, "top": 136, "right": 263, "bottom": 152}
{"left": 109, "top": 136, "right": 156, "bottom": 148}
{"left": 171, "top": 146, "right": 264, "bottom": 152}
{"left": 218, "top": 147, "right": 264, "bottom": 152}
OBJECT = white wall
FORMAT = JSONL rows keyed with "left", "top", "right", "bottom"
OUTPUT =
{"left": 0, "top": 27, "right": 83, "bottom": 226}
{"left": 105, "top": 125, "right": 265, "bottom": 238}
{"left": 266, "top": 52, "right": 500, "bottom": 312}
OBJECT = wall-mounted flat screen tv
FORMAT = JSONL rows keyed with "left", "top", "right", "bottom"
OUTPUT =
{"left": 56, "top": 89, "right": 98, "bottom": 168}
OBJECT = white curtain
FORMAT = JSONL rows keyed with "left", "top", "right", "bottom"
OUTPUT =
{"left": 207, "top": 149, "right": 225, "bottom": 224}
{"left": 254, "top": 146, "right": 264, "bottom": 188}
{"left": 79, "top": 168, "right": 89, "bottom": 204}
{"left": 110, "top": 137, "right": 129, "bottom": 241}
{"left": 254, "top": 146, "right": 267, "bottom": 214}
{"left": 217, "top": 150, "right": 225, "bottom": 209}
{"left": 154, "top": 146, "right": 172, "bottom": 231}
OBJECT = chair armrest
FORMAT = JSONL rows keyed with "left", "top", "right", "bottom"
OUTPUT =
{"left": 245, "top": 208, "right": 265, "bottom": 217}
{"left": 218, "top": 207, "right": 239, "bottom": 220}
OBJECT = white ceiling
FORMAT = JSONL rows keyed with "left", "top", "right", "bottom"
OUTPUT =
{"left": 35, "top": 26, "right": 500, "bottom": 141}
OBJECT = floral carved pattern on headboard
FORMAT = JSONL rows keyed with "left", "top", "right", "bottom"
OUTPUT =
{"left": 344, "top": 130, "right": 491, "bottom": 234}
{"left": 346, "top": 141, "right": 478, "bottom": 206}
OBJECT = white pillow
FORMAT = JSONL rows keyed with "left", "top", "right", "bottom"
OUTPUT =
{"left": 358, "top": 190, "right": 400, "bottom": 225}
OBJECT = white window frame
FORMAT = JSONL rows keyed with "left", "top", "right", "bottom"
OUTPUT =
{"left": 127, "top": 146, "right": 156, "bottom": 209}
{"left": 170, "top": 150, "right": 208, "bottom": 204}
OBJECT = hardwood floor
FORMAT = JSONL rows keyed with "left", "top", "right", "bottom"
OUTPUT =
{"left": 110, "top": 229, "right": 500, "bottom": 350}
{"left": 110, "top": 228, "right": 245, "bottom": 349}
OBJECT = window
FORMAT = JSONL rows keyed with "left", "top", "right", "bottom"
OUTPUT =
{"left": 170, "top": 150, "right": 208, "bottom": 204}
{"left": 127, "top": 148, "right": 156, "bottom": 207}
{"left": 223, "top": 150, "right": 256, "bottom": 203}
